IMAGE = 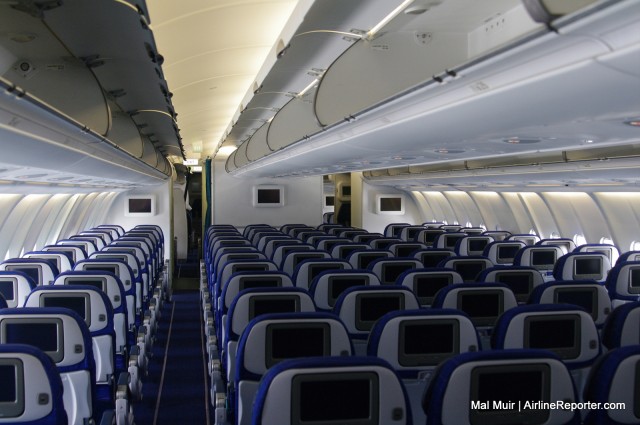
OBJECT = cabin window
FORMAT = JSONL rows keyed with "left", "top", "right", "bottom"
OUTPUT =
{"left": 529, "top": 229, "right": 538, "bottom": 236}
{"left": 600, "top": 237, "right": 613, "bottom": 245}
{"left": 573, "top": 234, "right": 587, "bottom": 246}
{"left": 630, "top": 241, "right": 640, "bottom": 251}
{"left": 550, "top": 232, "right": 560, "bottom": 239}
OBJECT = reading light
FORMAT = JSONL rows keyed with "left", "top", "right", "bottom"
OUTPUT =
{"left": 367, "top": 0, "right": 416, "bottom": 40}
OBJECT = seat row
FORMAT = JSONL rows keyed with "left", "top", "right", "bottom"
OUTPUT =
{"left": 0, "top": 224, "right": 167, "bottom": 425}
{"left": 201, "top": 224, "right": 639, "bottom": 425}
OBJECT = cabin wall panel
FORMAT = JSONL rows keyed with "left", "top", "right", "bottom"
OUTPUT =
{"left": 501, "top": 193, "right": 536, "bottom": 233}
{"left": 517, "top": 193, "right": 558, "bottom": 238}
{"left": 59, "top": 192, "right": 101, "bottom": 237}
{"left": 0, "top": 195, "right": 51, "bottom": 258}
{"left": 361, "top": 183, "right": 419, "bottom": 234}
{"left": 422, "top": 192, "right": 456, "bottom": 222}
{"left": 34, "top": 194, "right": 74, "bottom": 249}
{"left": 542, "top": 192, "right": 611, "bottom": 243}
{"left": 442, "top": 192, "right": 484, "bottom": 226}
{"left": 593, "top": 192, "right": 640, "bottom": 251}
{"left": 105, "top": 182, "right": 172, "bottom": 260}
{"left": 173, "top": 182, "right": 188, "bottom": 261}
{"left": 212, "top": 160, "right": 322, "bottom": 229}
{"left": 410, "top": 192, "right": 433, "bottom": 223}
{"left": 469, "top": 191, "right": 518, "bottom": 231}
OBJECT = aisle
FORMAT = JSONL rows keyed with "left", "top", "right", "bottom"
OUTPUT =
{"left": 133, "top": 289, "right": 211, "bottom": 425}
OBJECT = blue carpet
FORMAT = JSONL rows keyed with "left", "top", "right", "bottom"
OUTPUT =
{"left": 133, "top": 292, "right": 211, "bottom": 425}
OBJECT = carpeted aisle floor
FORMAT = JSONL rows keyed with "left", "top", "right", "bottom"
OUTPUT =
{"left": 133, "top": 289, "right": 211, "bottom": 425}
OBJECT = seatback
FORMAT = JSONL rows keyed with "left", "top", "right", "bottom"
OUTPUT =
{"left": 216, "top": 261, "right": 278, "bottom": 309}
{"left": 507, "top": 233, "right": 541, "bottom": 245}
{"left": 310, "top": 270, "right": 381, "bottom": 311}
{"left": 333, "top": 286, "right": 420, "bottom": 355}
{"left": 423, "top": 350, "right": 580, "bottom": 425}
{"left": 368, "top": 258, "right": 423, "bottom": 285}
{"left": 282, "top": 251, "right": 331, "bottom": 276}
{"left": 413, "top": 249, "right": 455, "bottom": 268}
{"left": 78, "top": 231, "right": 112, "bottom": 246}
{"left": 369, "top": 238, "right": 402, "bottom": 250}
{"left": 329, "top": 243, "right": 371, "bottom": 260}
{"left": 553, "top": 252, "right": 612, "bottom": 283}
{"left": 54, "top": 271, "right": 129, "bottom": 357}
{"left": 397, "top": 268, "right": 463, "bottom": 307}
{"left": 483, "top": 240, "right": 526, "bottom": 265}
{"left": 271, "top": 243, "right": 313, "bottom": 267}
{"left": 23, "top": 286, "right": 117, "bottom": 415}
{"left": 95, "top": 224, "right": 125, "bottom": 238}
{"left": 368, "top": 309, "right": 480, "bottom": 425}
{"left": 71, "top": 234, "right": 105, "bottom": 250}
{"left": 0, "top": 259, "right": 59, "bottom": 287}
{"left": 388, "top": 243, "right": 428, "bottom": 258}
{"left": 431, "top": 283, "right": 518, "bottom": 335}
{"left": 514, "top": 245, "right": 564, "bottom": 278}
{"left": 42, "top": 244, "right": 87, "bottom": 264}
{"left": 438, "top": 256, "right": 493, "bottom": 283}
{"left": 384, "top": 223, "right": 411, "bottom": 238}
{"left": 0, "top": 344, "right": 68, "bottom": 425}
{"left": 492, "top": 304, "right": 600, "bottom": 394}
{"left": 74, "top": 259, "right": 137, "bottom": 328}
{"left": 57, "top": 239, "right": 96, "bottom": 257}
{"left": 574, "top": 243, "right": 619, "bottom": 265}
{"left": 606, "top": 260, "right": 640, "bottom": 308}
{"left": 416, "top": 229, "right": 445, "bottom": 246}
{"left": 293, "top": 259, "right": 352, "bottom": 290}
{"left": 478, "top": 266, "right": 545, "bottom": 303}
{"left": 537, "top": 238, "right": 577, "bottom": 254}
{"left": 432, "top": 232, "right": 467, "bottom": 250}
{"left": 224, "top": 288, "right": 316, "bottom": 382}
{"left": 583, "top": 345, "right": 640, "bottom": 425}
{"left": 400, "top": 225, "right": 426, "bottom": 242}
{"left": 251, "top": 357, "right": 411, "bottom": 425}
{"left": 347, "top": 249, "right": 393, "bottom": 269}
{"left": 0, "top": 308, "right": 96, "bottom": 425}
{"left": 482, "top": 230, "right": 512, "bottom": 241}
{"left": 23, "top": 252, "right": 73, "bottom": 274}
{"left": 235, "top": 313, "right": 353, "bottom": 425}
{"left": 601, "top": 301, "right": 640, "bottom": 349}
{"left": 353, "top": 232, "right": 384, "bottom": 244}
{"left": 0, "top": 271, "right": 36, "bottom": 308}
{"left": 616, "top": 250, "right": 640, "bottom": 265}
{"left": 454, "top": 236, "right": 494, "bottom": 256}
{"left": 529, "top": 281, "right": 612, "bottom": 327}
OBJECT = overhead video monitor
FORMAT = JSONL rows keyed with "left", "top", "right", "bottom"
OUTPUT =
{"left": 324, "top": 195, "right": 335, "bottom": 207}
{"left": 355, "top": 293, "right": 404, "bottom": 331}
{"left": 265, "top": 323, "right": 330, "bottom": 367}
{"left": 470, "top": 364, "right": 550, "bottom": 425}
{"left": 399, "top": 319, "right": 460, "bottom": 366}
{"left": 249, "top": 295, "right": 299, "bottom": 320}
{"left": 125, "top": 195, "right": 156, "bottom": 217}
{"left": 253, "top": 185, "right": 285, "bottom": 207}
{"left": 414, "top": 274, "right": 452, "bottom": 305}
{"left": 458, "top": 290, "right": 504, "bottom": 327}
{"left": 1, "top": 318, "right": 64, "bottom": 363}
{"left": 524, "top": 315, "right": 580, "bottom": 360}
{"left": 0, "top": 359, "right": 25, "bottom": 418}
{"left": 291, "top": 372, "right": 378, "bottom": 425}
{"left": 328, "top": 276, "right": 369, "bottom": 307}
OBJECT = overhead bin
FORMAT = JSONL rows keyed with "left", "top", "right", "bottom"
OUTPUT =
{"left": 267, "top": 89, "right": 324, "bottom": 151}
{"left": 0, "top": 0, "right": 184, "bottom": 184}
{"left": 228, "top": 0, "right": 640, "bottom": 179}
